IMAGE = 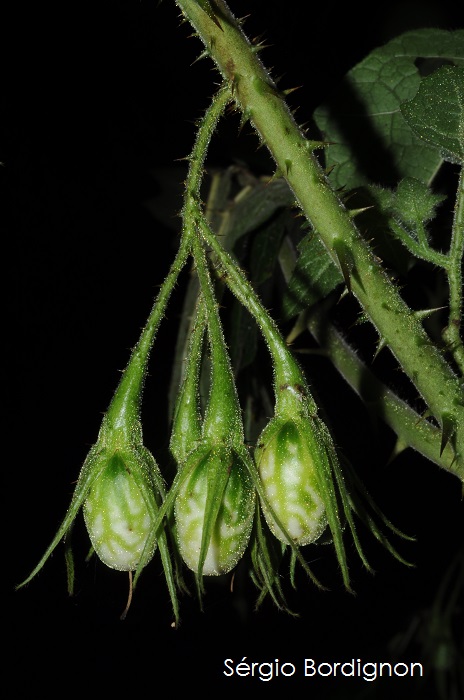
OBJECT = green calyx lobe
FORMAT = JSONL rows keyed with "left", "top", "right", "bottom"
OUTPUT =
{"left": 83, "top": 447, "right": 157, "bottom": 571}
{"left": 255, "top": 416, "right": 328, "bottom": 546}
{"left": 174, "top": 442, "right": 255, "bottom": 576}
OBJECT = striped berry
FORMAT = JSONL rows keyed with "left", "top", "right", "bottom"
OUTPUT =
{"left": 174, "top": 444, "right": 255, "bottom": 575}
{"left": 83, "top": 450, "right": 156, "bottom": 571}
{"left": 254, "top": 416, "right": 328, "bottom": 546}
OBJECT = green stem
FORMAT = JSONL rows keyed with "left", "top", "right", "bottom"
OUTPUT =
{"left": 196, "top": 213, "right": 317, "bottom": 417}
{"left": 179, "top": 82, "right": 244, "bottom": 440}
{"left": 443, "top": 167, "right": 464, "bottom": 374}
{"left": 390, "top": 220, "right": 449, "bottom": 268}
{"left": 174, "top": 0, "right": 464, "bottom": 468}
{"left": 182, "top": 84, "right": 231, "bottom": 205}
{"left": 108, "top": 85, "right": 231, "bottom": 435}
{"left": 105, "top": 234, "right": 191, "bottom": 434}
{"left": 190, "top": 232, "right": 243, "bottom": 439}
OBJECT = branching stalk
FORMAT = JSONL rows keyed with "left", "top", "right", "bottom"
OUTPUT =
{"left": 196, "top": 213, "right": 312, "bottom": 400}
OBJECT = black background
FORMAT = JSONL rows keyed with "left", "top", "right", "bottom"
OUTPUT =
{"left": 6, "top": 1, "right": 463, "bottom": 697}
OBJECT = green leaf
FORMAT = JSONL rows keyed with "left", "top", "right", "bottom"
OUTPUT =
{"left": 401, "top": 65, "right": 464, "bottom": 165}
{"left": 346, "top": 183, "right": 432, "bottom": 273}
{"left": 229, "top": 209, "right": 288, "bottom": 370}
{"left": 229, "top": 296, "right": 258, "bottom": 374}
{"left": 314, "top": 29, "right": 464, "bottom": 190}
{"left": 281, "top": 232, "right": 343, "bottom": 319}
{"left": 249, "top": 209, "right": 289, "bottom": 288}
{"left": 221, "top": 177, "right": 294, "bottom": 252}
{"left": 393, "top": 177, "right": 446, "bottom": 227}
{"left": 344, "top": 180, "right": 447, "bottom": 270}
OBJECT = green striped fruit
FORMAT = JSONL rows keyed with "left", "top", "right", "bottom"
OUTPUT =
{"left": 174, "top": 445, "right": 255, "bottom": 575}
{"left": 83, "top": 450, "right": 156, "bottom": 571}
{"left": 255, "top": 417, "right": 328, "bottom": 546}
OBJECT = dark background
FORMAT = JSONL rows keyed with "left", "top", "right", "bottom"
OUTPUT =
{"left": 6, "top": 1, "right": 463, "bottom": 697}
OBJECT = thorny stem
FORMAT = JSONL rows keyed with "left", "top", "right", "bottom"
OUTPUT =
{"left": 443, "top": 167, "right": 464, "bottom": 374}
{"left": 174, "top": 0, "right": 464, "bottom": 478}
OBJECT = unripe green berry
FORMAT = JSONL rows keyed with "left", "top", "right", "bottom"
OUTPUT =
{"left": 83, "top": 451, "right": 156, "bottom": 571}
{"left": 175, "top": 444, "right": 255, "bottom": 575}
{"left": 255, "top": 417, "right": 328, "bottom": 545}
